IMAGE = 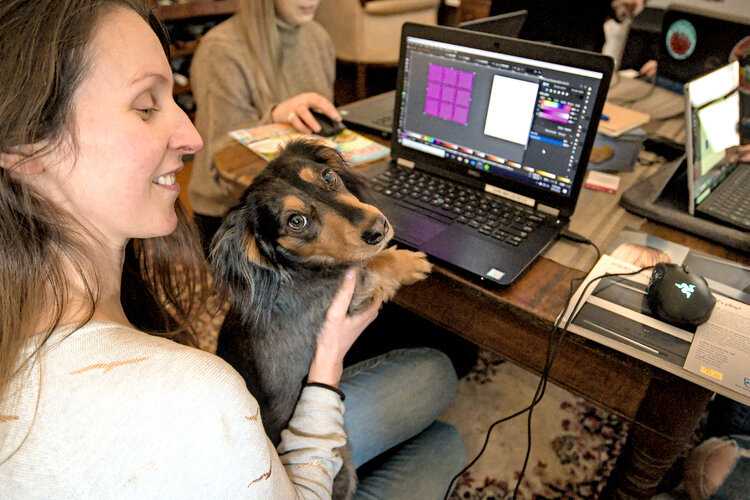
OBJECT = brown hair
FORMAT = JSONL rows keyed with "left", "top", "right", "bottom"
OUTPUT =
{"left": 0, "top": 0, "right": 208, "bottom": 410}
{"left": 238, "top": 0, "right": 286, "bottom": 114}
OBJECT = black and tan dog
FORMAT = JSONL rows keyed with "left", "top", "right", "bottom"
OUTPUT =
{"left": 210, "top": 140, "right": 431, "bottom": 499}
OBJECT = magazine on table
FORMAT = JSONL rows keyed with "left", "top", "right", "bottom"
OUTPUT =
{"left": 229, "top": 123, "right": 389, "bottom": 166}
{"left": 560, "top": 230, "right": 750, "bottom": 405}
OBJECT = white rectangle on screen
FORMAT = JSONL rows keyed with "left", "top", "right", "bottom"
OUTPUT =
{"left": 483, "top": 74, "right": 539, "bottom": 147}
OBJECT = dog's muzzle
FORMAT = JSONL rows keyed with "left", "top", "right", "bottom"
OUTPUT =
{"left": 361, "top": 215, "right": 389, "bottom": 245}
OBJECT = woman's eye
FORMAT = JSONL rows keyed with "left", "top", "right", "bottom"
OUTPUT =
{"left": 287, "top": 214, "right": 308, "bottom": 230}
{"left": 321, "top": 169, "right": 338, "bottom": 187}
{"left": 135, "top": 107, "right": 158, "bottom": 120}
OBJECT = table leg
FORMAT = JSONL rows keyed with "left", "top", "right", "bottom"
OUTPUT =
{"left": 603, "top": 374, "right": 713, "bottom": 499}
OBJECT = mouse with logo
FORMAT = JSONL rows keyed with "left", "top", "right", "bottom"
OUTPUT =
{"left": 646, "top": 262, "right": 716, "bottom": 328}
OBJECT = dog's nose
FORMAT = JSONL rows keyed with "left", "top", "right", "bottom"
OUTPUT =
{"left": 362, "top": 216, "right": 389, "bottom": 245}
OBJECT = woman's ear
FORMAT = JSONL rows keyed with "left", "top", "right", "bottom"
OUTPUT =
{"left": 0, "top": 146, "right": 47, "bottom": 175}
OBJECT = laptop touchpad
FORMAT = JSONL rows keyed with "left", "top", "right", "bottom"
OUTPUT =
{"left": 384, "top": 204, "right": 447, "bottom": 246}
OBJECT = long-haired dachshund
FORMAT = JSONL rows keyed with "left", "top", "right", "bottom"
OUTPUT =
{"left": 210, "top": 140, "right": 431, "bottom": 499}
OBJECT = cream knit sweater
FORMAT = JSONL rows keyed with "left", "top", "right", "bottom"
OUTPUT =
{"left": 187, "top": 16, "right": 336, "bottom": 217}
{"left": 0, "top": 322, "right": 345, "bottom": 499}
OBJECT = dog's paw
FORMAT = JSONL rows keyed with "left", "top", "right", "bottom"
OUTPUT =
{"left": 392, "top": 249, "right": 432, "bottom": 285}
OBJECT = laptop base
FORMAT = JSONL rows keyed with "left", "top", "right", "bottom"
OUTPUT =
{"left": 365, "top": 161, "right": 565, "bottom": 286}
{"left": 620, "top": 157, "right": 750, "bottom": 252}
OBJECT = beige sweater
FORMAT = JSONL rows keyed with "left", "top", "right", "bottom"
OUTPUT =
{"left": 188, "top": 16, "right": 336, "bottom": 217}
{"left": 0, "top": 322, "right": 345, "bottom": 499}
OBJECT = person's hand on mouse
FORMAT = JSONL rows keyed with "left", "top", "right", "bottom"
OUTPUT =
{"left": 272, "top": 92, "right": 342, "bottom": 135}
{"left": 725, "top": 144, "right": 750, "bottom": 164}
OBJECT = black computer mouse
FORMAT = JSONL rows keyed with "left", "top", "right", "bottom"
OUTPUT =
{"left": 646, "top": 263, "right": 716, "bottom": 328}
{"left": 311, "top": 110, "right": 345, "bottom": 137}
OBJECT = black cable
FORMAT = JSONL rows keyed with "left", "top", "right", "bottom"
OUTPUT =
{"left": 560, "top": 229, "right": 601, "bottom": 263}
{"left": 443, "top": 236, "right": 599, "bottom": 500}
{"left": 442, "top": 231, "right": 650, "bottom": 500}
{"left": 509, "top": 266, "right": 655, "bottom": 499}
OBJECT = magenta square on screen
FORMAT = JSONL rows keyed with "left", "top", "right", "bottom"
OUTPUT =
{"left": 443, "top": 67, "right": 458, "bottom": 86}
{"left": 441, "top": 86, "right": 456, "bottom": 102}
{"left": 428, "top": 64, "right": 442, "bottom": 82}
{"left": 424, "top": 99, "right": 439, "bottom": 116}
{"left": 456, "top": 90, "right": 471, "bottom": 107}
{"left": 439, "top": 102, "right": 453, "bottom": 120}
{"left": 458, "top": 71, "right": 474, "bottom": 90}
{"left": 426, "top": 82, "right": 441, "bottom": 99}
{"left": 453, "top": 106, "right": 469, "bottom": 125}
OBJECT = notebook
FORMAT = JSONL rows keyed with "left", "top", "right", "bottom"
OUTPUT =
{"left": 339, "top": 11, "right": 528, "bottom": 138}
{"left": 364, "top": 23, "right": 613, "bottom": 286}
{"left": 685, "top": 61, "right": 750, "bottom": 230}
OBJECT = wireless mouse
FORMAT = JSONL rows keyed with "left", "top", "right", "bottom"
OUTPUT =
{"left": 646, "top": 263, "right": 716, "bottom": 328}
{"left": 310, "top": 110, "right": 345, "bottom": 137}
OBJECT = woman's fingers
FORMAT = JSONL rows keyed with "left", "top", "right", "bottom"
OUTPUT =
{"left": 306, "top": 93, "right": 341, "bottom": 122}
{"left": 289, "top": 112, "right": 312, "bottom": 134}
{"left": 297, "top": 105, "right": 321, "bottom": 134}
{"left": 327, "top": 269, "right": 358, "bottom": 321}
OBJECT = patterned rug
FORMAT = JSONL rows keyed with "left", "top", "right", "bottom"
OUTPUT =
{"left": 441, "top": 350, "right": 629, "bottom": 500}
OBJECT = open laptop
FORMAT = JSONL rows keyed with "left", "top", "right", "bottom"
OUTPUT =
{"left": 339, "top": 11, "right": 528, "bottom": 137}
{"left": 655, "top": 4, "right": 749, "bottom": 93}
{"left": 685, "top": 61, "right": 750, "bottom": 230}
{"left": 365, "top": 23, "right": 613, "bottom": 286}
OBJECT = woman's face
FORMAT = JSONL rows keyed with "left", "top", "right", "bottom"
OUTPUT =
{"left": 39, "top": 7, "right": 202, "bottom": 248}
{"left": 274, "top": 0, "right": 320, "bottom": 26}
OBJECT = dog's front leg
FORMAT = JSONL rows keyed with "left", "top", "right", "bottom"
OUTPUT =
{"left": 358, "top": 247, "right": 432, "bottom": 305}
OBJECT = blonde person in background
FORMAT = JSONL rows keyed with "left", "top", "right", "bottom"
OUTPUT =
{"left": 189, "top": 0, "right": 341, "bottom": 253}
{"left": 0, "top": 1, "right": 464, "bottom": 498}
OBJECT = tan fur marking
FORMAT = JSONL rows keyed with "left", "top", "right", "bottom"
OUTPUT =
{"left": 247, "top": 460, "right": 272, "bottom": 487}
{"left": 335, "top": 194, "right": 383, "bottom": 224}
{"left": 70, "top": 356, "right": 148, "bottom": 375}
{"left": 278, "top": 211, "right": 365, "bottom": 262}
{"left": 280, "top": 195, "right": 306, "bottom": 213}
{"left": 0, "top": 415, "right": 19, "bottom": 422}
{"left": 363, "top": 248, "right": 432, "bottom": 303}
{"left": 243, "top": 234, "right": 271, "bottom": 269}
{"left": 298, "top": 167, "right": 317, "bottom": 183}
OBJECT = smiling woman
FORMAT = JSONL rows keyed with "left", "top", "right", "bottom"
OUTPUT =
{"left": 0, "top": 1, "right": 390, "bottom": 497}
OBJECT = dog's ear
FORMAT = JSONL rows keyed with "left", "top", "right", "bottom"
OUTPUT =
{"left": 306, "top": 142, "right": 369, "bottom": 199}
{"left": 209, "top": 196, "right": 282, "bottom": 327}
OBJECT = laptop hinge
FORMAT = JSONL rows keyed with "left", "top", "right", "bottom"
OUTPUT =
{"left": 537, "top": 204, "right": 560, "bottom": 217}
{"left": 484, "top": 185, "right": 535, "bottom": 207}
{"left": 396, "top": 158, "right": 415, "bottom": 169}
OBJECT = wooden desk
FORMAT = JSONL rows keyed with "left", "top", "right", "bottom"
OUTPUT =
{"left": 214, "top": 136, "right": 748, "bottom": 499}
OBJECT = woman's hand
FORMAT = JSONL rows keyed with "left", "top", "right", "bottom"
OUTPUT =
{"left": 271, "top": 92, "right": 341, "bottom": 134}
{"left": 725, "top": 144, "right": 750, "bottom": 164}
{"left": 308, "top": 269, "right": 382, "bottom": 387}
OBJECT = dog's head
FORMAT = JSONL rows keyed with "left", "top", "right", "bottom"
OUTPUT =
{"left": 210, "top": 140, "right": 392, "bottom": 323}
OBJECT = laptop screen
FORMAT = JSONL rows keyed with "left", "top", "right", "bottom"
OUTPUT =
{"left": 394, "top": 35, "right": 605, "bottom": 199}
{"left": 687, "top": 61, "right": 740, "bottom": 207}
{"left": 658, "top": 7, "right": 750, "bottom": 88}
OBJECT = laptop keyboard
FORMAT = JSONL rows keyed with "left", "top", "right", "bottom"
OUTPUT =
{"left": 698, "top": 166, "right": 750, "bottom": 231}
{"left": 371, "top": 167, "right": 548, "bottom": 247}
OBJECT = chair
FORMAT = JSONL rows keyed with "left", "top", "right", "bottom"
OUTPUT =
{"left": 315, "top": 0, "right": 440, "bottom": 99}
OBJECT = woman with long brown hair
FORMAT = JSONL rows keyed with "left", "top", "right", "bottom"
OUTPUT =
{"left": 0, "top": 2, "right": 464, "bottom": 497}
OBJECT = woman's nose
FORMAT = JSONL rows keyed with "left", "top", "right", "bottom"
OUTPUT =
{"left": 170, "top": 107, "right": 204, "bottom": 155}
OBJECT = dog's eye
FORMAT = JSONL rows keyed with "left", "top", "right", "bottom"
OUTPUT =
{"left": 321, "top": 168, "right": 338, "bottom": 188}
{"left": 287, "top": 214, "right": 308, "bottom": 230}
